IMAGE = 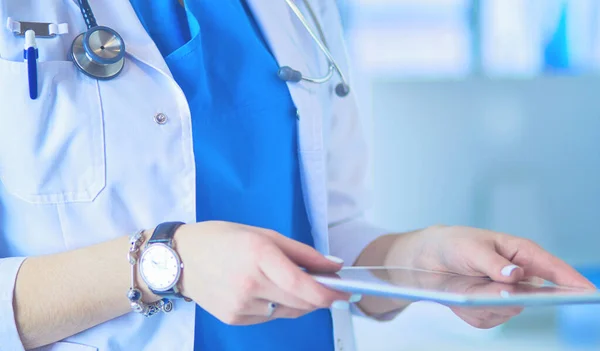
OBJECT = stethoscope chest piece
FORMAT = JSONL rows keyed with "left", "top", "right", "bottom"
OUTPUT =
{"left": 71, "top": 28, "right": 125, "bottom": 80}
{"left": 71, "top": 0, "right": 125, "bottom": 80}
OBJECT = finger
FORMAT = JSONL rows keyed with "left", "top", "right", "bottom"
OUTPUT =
{"left": 451, "top": 306, "right": 522, "bottom": 329}
{"left": 496, "top": 237, "right": 595, "bottom": 289}
{"left": 235, "top": 271, "right": 316, "bottom": 310}
{"left": 445, "top": 278, "right": 518, "bottom": 296}
{"left": 521, "top": 276, "right": 545, "bottom": 285}
{"left": 216, "top": 299, "right": 315, "bottom": 326}
{"left": 273, "top": 305, "right": 316, "bottom": 319}
{"left": 236, "top": 305, "right": 315, "bottom": 325}
{"left": 469, "top": 306, "right": 524, "bottom": 318}
{"left": 256, "top": 275, "right": 316, "bottom": 310}
{"left": 241, "top": 299, "right": 316, "bottom": 318}
{"left": 259, "top": 246, "right": 351, "bottom": 308}
{"left": 452, "top": 308, "right": 516, "bottom": 329}
{"left": 468, "top": 249, "right": 525, "bottom": 284}
{"left": 258, "top": 229, "right": 344, "bottom": 273}
{"left": 450, "top": 307, "right": 490, "bottom": 329}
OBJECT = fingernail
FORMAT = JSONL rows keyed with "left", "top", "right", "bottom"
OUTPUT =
{"left": 325, "top": 255, "right": 344, "bottom": 264}
{"left": 349, "top": 294, "right": 362, "bottom": 303}
{"left": 331, "top": 301, "right": 350, "bottom": 310}
{"left": 501, "top": 265, "right": 519, "bottom": 277}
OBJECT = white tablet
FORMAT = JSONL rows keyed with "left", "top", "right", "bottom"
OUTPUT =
{"left": 311, "top": 267, "right": 600, "bottom": 307}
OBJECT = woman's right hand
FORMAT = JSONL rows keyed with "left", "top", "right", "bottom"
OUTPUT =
{"left": 173, "top": 221, "right": 351, "bottom": 325}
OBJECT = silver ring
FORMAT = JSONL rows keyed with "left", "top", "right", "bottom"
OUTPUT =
{"left": 266, "top": 302, "right": 278, "bottom": 318}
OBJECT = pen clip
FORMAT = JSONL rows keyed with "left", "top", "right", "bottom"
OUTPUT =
{"left": 7, "top": 17, "right": 69, "bottom": 38}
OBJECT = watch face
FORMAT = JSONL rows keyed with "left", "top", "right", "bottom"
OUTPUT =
{"left": 139, "top": 244, "right": 181, "bottom": 292}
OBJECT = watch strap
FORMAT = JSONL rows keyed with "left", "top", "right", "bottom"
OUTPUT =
{"left": 152, "top": 286, "right": 187, "bottom": 300}
{"left": 148, "top": 221, "right": 185, "bottom": 245}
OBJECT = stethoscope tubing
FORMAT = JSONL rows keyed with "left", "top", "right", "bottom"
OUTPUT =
{"left": 69, "top": 0, "right": 349, "bottom": 94}
{"left": 284, "top": 0, "right": 349, "bottom": 88}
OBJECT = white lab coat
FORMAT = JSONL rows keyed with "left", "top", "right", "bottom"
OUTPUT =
{"left": 0, "top": 1, "right": 387, "bottom": 350}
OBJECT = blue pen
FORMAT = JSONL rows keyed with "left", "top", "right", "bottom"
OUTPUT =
{"left": 24, "top": 30, "right": 38, "bottom": 100}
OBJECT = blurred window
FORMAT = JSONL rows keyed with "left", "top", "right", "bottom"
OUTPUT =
{"left": 343, "top": 0, "right": 472, "bottom": 78}
{"left": 341, "top": 0, "right": 600, "bottom": 78}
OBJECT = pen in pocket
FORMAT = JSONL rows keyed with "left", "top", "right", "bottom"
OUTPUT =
{"left": 24, "top": 29, "right": 38, "bottom": 100}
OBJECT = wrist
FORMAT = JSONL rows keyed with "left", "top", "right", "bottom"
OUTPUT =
{"left": 171, "top": 225, "right": 190, "bottom": 299}
{"left": 381, "top": 230, "right": 422, "bottom": 267}
{"left": 135, "top": 229, "right": 161, "bottom": 303}
{"left": 384, "top": 225, "right": 449, "bottom": 268}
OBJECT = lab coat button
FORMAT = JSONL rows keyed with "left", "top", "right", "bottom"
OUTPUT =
{"left": 154, "top": 113, "right": 168, "bottom": 125}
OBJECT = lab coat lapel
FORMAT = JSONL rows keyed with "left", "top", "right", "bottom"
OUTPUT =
{"left": 245, "top": 0, "right": 329, "bottom": 255}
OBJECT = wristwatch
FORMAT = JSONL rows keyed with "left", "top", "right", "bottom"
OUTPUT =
{"left": 139, "top": 221, "right": 187, "bottom": 300}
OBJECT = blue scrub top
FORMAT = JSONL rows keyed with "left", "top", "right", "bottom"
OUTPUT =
{"left": 128, "top": 1, "right": 335, "bottom": 350}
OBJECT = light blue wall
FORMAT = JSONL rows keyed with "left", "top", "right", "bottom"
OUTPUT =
{"left": 367, "top": 75, "right": 600, "bottom": 266}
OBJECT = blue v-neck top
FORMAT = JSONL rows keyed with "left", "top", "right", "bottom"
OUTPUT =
{"left": 128, "top": 1, "right": 335, "bottom": 350}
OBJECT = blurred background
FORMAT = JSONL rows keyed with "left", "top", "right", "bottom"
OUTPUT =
{"left": 335, "top": 0, "right": 600, "bottom": 350}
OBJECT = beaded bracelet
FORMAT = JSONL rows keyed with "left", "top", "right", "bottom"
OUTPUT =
{"left": 127, "top": 230, "right": 174, "bottom": 317}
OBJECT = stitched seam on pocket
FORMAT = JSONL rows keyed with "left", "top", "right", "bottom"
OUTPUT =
{"left": 0, "top": 62, "right": 107, "bottom": 204}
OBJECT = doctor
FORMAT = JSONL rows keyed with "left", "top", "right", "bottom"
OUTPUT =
{"left": 0, "top": 0, "right": 593, "bottom": 350}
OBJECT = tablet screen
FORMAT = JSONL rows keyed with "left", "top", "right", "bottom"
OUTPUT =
{"left": 312, "top": 267, "right": 600, "bottom": 306}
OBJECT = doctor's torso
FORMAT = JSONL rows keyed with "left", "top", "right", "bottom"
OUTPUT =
{"left": 0, "top": 1, "right": 351, "bottom": 350}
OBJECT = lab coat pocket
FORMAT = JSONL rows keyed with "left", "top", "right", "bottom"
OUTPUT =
{"left": 0, "top": 59, "right": 105, "bottom": 204}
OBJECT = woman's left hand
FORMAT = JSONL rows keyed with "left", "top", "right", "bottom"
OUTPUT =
{"left": 385, "top": 225, "right": 595, "bottom": 289}
{"left": 356, "top": 225, "right": 595, "bottom": 327}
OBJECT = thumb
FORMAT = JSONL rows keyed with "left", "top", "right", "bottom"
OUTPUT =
{"left": 472, "top": 253, "right": 525, "bottom": 284}
{"left": 265, "top": 231, "right": 344, "bottom": 273}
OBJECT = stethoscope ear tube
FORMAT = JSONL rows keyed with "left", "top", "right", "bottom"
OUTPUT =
{"left": 335, "top": 83, "right": 350, "bottom": 97}
{"left": 278, "top": 66, "right": 303, "bottom": 82}
{"left": 278, "top": 65, "right": 350, "bottom": 97}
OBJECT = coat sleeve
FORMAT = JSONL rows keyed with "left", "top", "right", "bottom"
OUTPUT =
{"left": 319, "top": 2, "right": 390, "bottom": 265}
{"left": 0, "top": 257, "right": 27, "bottom": 351}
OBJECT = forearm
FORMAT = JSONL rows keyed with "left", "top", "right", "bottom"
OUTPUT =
{"left": 13, "top": 232, "right": 157, "bottom": 350}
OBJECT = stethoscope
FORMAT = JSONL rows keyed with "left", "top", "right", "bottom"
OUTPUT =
{"left": 70, "top": 0, "right": 126, "bottom": 80}
{"left": 70, "top": 0, "right": 350, "bottom": 97}
{"left": 278, "top": 0, "right": 350, "bottom": 97}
